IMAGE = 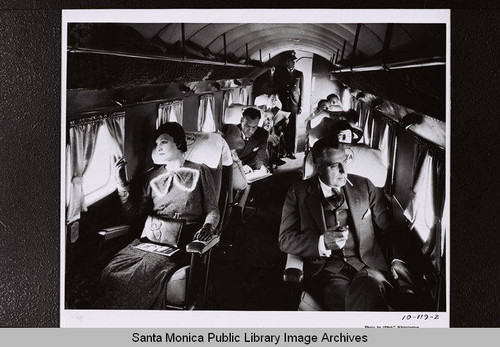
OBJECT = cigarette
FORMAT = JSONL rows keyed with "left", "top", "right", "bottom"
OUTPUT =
{"left": 346, "top": 177, "right": 353, "bottom": 186}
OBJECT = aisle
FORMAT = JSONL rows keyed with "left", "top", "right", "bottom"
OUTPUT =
{"left": 211, "top": 153, "right": 304, "bottom": 310}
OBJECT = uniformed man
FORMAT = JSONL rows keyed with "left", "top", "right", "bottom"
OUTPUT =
{"left": 274, "top": 51, "right": 304, "bottom": 159}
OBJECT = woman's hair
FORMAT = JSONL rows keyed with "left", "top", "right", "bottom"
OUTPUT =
{"left": 341, "top": 109, "right": 359, "bottom": 125}
{"left": 154, "top": 122, "right": 187, "bottom": 152}
{"left": 316, "top": 99, "right": 329, "bottom": 111}
{"left": 327, "top": 93, "right": 340, "bottom": 103}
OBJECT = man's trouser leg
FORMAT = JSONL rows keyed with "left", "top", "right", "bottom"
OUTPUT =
{"left": 308, "top": 265, "right": 393, "bottom": 311}
{"left": 345, "top": 267, "right": 393, "bottom": 311}
{"left": 307, "top": 265, "right": 352, "bottom": 311}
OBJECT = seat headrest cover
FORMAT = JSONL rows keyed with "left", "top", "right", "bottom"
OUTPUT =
{"left": 182, "top": 132, "right": 232, "bottom": 169}
{"left": 303, "top": 145, "right": 388, "bottom": 187}
{"left": 254, "top": 94, "right": 283, "bottom": 111}
{"left": 224, "top": 104, "right": 262, "bottom": 125}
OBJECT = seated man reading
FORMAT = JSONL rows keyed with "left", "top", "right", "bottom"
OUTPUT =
{"left": 279, "top": 138, "right": 412, "bottom": 310}
{"left": 222, "top": 107, "right": 270, "bottom": 175}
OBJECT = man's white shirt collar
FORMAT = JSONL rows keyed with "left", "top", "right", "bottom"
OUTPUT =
{"left": 318, "top": 177, "right": 336, "bottom": 198}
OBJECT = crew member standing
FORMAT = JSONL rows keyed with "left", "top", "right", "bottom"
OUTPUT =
{"left": 274, "top": 51, "right": 303, "bottom": 159}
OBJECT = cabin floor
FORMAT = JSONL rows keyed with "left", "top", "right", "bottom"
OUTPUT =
{"left": 211, "top": 153, "right": 304, "bottom": 310}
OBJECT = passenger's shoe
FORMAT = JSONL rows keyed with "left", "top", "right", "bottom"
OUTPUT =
{"left": 275, "top": 158, "right": 286, "bottom": 166}
{"left": 286, "top": 153, "right": 296, "bottom": 160}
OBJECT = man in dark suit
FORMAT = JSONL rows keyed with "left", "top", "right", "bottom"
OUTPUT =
{"left": 222, "top": 107, "right": 269, "bottom": 173}
{"left": 279, "top": 138, "right": 412, "bottom": 310}
{"left": 273, "top": 51, "right": 303, "bottom": 159}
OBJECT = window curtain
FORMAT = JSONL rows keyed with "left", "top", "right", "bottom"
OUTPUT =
{"left": 65, "top": 144, "right": 71, "bottom": 208}
{"left": 379, "top": 123, "right": 391, "bottom": 168}
{"left": 66, "top": 112, "right": 125, "bottom": 237}
{"left": 440, "top": 196, "right": 448, "bottom": 259}
{"left": 362, "top": 111, "right": 372, "bottom": 146}
{"left": 358, "top": 101, "right": 370, "bottom": 128}
{"left": 157, "top": 100, "right": 183, "bottom": 128}
{"left": 370, "top": 117, "right": 382, "bottom": 149}
{"left": 431, "top": 149, "right": 446, "bottom": 274}
{"left": 104, "top": 115, "right": 125, "bottom": 160}
{"left": 404, "top": 144, "right": 446, "bottom": 274}
{"left": 222, "top": 90, "right": 236, "bottom": 125}
{"left": 222, "top": 89, "right": 238, "bottom": 122}
{"left": 66, "top": 121, "right": 101, "bottom": 225}
{"left": 369, "top": 118, "right": 376, "bottom": 148}
{"left": 354, "top": 98, "right": 361, "bottom": 114}
{"left": 198, "top": 94, "right": 216, "bottom": 132}
{"left": 379, "top": 120, "right": 397, "bottom": 193}
{"left": 404, "top": 151, "right": 435, "bottom": 242}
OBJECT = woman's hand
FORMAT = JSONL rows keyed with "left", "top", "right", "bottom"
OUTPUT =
{"left": 242, "top": 165, "right": 253, "bottom": 175}
{"left": 113, "top": 157, "right": 128, "bottom": 187}
{"left": 230, "top": 149, "right": 240, "bottom": 162}
{"left": 194, "top": 224, "right": 214, "bottom": 241}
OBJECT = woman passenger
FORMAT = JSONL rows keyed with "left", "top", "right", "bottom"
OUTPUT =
{"left": 99, "top": 122, "right": 219, "bottom": 309}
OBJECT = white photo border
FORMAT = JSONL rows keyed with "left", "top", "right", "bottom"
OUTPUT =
{"left": 60, "top": 8, "right": 450, "bottom": 328}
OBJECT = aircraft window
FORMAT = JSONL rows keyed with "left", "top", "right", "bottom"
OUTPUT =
{"left": 81, "top": 125, "right": 116, "bottom": 205}
{"left": 198, "top": 94, "right": 216, "bottom": 132}
{"left": 157, "top": 100, "right": 183, "bottom": 128}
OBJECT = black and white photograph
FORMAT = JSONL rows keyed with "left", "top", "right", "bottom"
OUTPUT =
{"left": 61, "top": 9, "right": 450, "bottom": 328}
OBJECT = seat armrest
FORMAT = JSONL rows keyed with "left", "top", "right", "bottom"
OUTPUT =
{"left": 284, "top": 268, "right": 304, "bottom": 283}
{"left": 284, "top": 254, "right": 304, "bottom": 283}
{"left": 186, "top": 235, "right": 220, "bottom": 254}
{"left": 98, "top": 225, "right": 132, "bottom": 241}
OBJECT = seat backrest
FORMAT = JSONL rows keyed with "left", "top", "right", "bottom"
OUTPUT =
{"left": 224, "top": 104, "right": 268, "bottom": 126}
{"left": 223, "top": 104, "right": 247, "bottom": 125}
{"left": 254, "top": 94, "right": 283, "bottom": 111}
{"left": 184, "top": 131, "right": 233, "bottom": 229}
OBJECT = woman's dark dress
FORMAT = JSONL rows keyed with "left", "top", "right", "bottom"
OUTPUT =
{"left": 99, "top": 161, "right": 219, "bottom": 309}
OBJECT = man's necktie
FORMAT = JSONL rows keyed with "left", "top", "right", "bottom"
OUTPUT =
{"left": 327, "top": 188, "right": 345, "bottom": 209}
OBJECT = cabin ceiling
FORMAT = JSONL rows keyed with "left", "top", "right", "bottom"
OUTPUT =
{"left": 67, "top": 23, "right": 446, "bottom": 120}
{"left": 68, "top": 22, "right": 444, "bottom": 66}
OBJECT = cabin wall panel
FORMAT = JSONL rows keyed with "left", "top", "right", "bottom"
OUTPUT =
{"left": 124, "top": 103, "right": 157, "bottom": 179}
{"left": 214, "top": 90, "right": 225, "bottom": 128}
{"left": 182, "top": 94, "right": 201, "bottom": 132}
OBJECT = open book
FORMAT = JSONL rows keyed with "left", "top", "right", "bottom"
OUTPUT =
{"left": 133, "top": 242, "right": 179, "bottom": 257}
{"left": 273, "top": 109, "right": 291, "bottom": 125}
{"left": 245, "top": 170, "right": 272, "bottom": 183}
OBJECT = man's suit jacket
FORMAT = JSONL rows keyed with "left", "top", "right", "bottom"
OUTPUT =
{"left": 279, "top": 174, "right": 403, "bottom": 275}
{"left": 273, "top": 67, "right": 304, "bottom": 112}
{"left": 221, "top": 123, "right": 269, "bottom": 169}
